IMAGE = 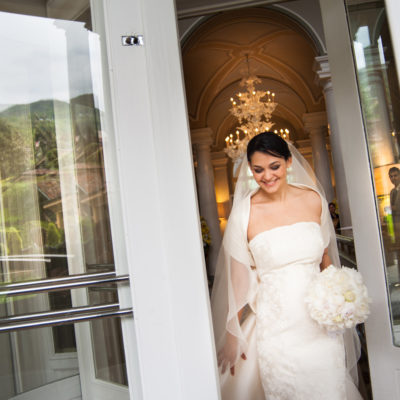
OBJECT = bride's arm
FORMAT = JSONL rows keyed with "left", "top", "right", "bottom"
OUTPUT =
{"left": 217, "top": 325, "right": 247, "bottom": 376}
{"left": 305, "top": 188, "right": 331, "bottom": 271}
{"left": 217, "top": 256, "right": 250, "bottom": 376}
{"left": 320, "top": 248, "right": 331, "bottom": 271}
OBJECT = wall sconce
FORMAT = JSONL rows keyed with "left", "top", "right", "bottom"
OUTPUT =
{"left": 217, "top": 201, "right": 230, "bottom": 220}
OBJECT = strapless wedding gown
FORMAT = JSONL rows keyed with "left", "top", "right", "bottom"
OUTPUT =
{"left": 221, "top": 222, "right": 361, "bottom": 400}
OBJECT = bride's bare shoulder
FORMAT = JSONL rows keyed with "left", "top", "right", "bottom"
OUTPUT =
{"left": 290, "top": 185, "right": 322, "bottom": 212}
{"left": 250, "top": 190, "right": 266, "bottom": 205}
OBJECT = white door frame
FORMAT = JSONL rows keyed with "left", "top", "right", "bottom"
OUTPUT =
{"left": 319, "top": 0, "right": 400, "bottom": 399}
{"left": 101, "top": 0, "right": 220, "bottom": 399}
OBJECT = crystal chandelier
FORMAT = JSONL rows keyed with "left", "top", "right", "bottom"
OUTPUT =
{"left": 224, "top": 57, "right": 278, "bottom": 161}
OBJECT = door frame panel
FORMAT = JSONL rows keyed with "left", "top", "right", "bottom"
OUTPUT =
{"left": 319, "top": 0, "right": 400, "bottom": 398}
{"left": 101, "top": 0, "right": 220, "bottom": 398}
{"left": 385, "top": 0, "right": 400, "bottom": 89}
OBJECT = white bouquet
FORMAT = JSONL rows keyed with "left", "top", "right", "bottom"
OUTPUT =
{"left": 305, "top": 265, "right": 371, "bottom": 334}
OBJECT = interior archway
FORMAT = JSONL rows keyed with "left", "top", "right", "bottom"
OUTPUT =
{"left": 181, "top": 6, "right": 339, "bottom": 275}
{"left": 182, "top": 7, "right": 327, "bottom": 152}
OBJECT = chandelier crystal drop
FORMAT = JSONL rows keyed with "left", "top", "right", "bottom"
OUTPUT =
{"left": 225, "top": 75, "right": 278, "bottom": 161}
{"left": 274, "top": 128, "right": 290, "bottom": 141}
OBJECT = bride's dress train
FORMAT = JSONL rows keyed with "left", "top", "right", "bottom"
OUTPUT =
{"left": 220, "top": 222, "right": 362, "bottom": 400}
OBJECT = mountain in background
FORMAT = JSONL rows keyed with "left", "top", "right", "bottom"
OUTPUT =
{"left": 0, "top": 94, "right": 102, "bottom": 176}
{"left": 0, "top": 94, "right": 99, "bottom": 121}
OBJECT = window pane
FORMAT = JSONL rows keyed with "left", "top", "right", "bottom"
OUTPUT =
{"left": 0, "top": 2, "right": 128, "bottom": 397}
{"left": 345, "top": 0, "right": 400, "bottom": 345}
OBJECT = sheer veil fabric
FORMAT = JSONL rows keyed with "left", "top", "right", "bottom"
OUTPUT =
{"left": 210, "top": 142, "right": 361, "bottom": 398}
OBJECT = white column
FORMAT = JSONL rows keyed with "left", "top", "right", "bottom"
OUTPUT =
{"left": 303, "top": 112, "right": 335, "bottom": 202}
{"left": 212, "top": 151, "right": 232, "bottom": 234}
{"left": 314, "top": 55, "right": 352, "bottom": 232}
{"left": 192, "top": 128, "right": 222, "bottom": 277}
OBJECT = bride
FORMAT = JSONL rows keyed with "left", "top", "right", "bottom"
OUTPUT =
{"left": 211, "top": 132, "right": 363, "bottom": 399}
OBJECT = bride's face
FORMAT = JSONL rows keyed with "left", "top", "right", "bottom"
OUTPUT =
{"left": 249, "top": 151, "right": 292, "bottom": 194}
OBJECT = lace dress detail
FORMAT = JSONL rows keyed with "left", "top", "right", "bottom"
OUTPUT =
{"left": 249, "top": 222, "right": 346, "bottom": 400}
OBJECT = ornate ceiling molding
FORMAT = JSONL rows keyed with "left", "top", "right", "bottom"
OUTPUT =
{"left": 182, "top": 7, "right": 326, "bottom": 149}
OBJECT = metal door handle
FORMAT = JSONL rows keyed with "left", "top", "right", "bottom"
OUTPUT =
{"left": 0, "top": 271, "right": 129, "bottom": 296}
{"left": 0, "top": 271, "right": 133, "bottom": 332}
{"left": 0, "top": 303, "right": 133, "bottom": 332}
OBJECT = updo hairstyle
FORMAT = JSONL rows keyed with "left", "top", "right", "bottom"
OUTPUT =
{"left": 247, "top": 132, "right": 291, "bottom": 162}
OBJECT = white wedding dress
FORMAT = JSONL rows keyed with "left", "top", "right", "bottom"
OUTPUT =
{"left": 220, "top": 221, "right": 362, "bottom": 400}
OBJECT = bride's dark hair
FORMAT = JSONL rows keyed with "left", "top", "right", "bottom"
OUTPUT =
{"left": 247, "top": 131, "right": 291, "bottom": 162}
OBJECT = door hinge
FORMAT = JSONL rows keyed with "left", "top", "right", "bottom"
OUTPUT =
{"left": 121, "top": 35, "right": 144, "bottom": 46}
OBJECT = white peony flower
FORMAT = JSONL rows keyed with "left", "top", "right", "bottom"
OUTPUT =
{"left": 305, "top": 265, "right": 371, "bottom": 334}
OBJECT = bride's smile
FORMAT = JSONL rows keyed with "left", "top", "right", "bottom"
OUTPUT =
{"left": 249, "top": 151, "right": 292, "bottom": 195}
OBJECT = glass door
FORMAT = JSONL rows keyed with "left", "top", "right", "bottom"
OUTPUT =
{"left": 0, "top": 1, "right": 134, "bottom": 399}
{"left": 318, "top": 0, "right": 400, "bottom": 397}
{"left": 345, "top": 0, "right": 400, "bottom": 347}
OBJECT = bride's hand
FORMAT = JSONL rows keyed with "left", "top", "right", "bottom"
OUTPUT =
{"left": 230, "top": 353, "right": 247, "bottom": 376}
{"left": 217, "top": 333, "right": 247, "bottom": 376}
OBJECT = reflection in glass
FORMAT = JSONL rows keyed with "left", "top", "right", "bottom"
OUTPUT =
{"left": 346, "top": 0, "right": 400, "bottom": 345}
{"left": 0, "top": 3, "right": 127, "bottom": 398}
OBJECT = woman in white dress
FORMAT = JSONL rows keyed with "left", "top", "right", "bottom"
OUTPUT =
{"left": 211, "top": 132, "right": 362, "bottom": 400}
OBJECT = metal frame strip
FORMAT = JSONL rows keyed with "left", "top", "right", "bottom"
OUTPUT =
{"left": 0, "top": 272, "right": 129, "bottom": 296}
{"left": 0, "top": 304, "right": 133, "bottom": 332}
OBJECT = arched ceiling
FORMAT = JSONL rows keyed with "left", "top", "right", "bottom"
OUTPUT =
{"left": 182, "top": 7, "right": 326, "bottom": 151}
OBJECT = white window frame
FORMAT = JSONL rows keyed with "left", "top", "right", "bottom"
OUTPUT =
{"left": 101, "top": 0, "right": 220, "bottom": 399}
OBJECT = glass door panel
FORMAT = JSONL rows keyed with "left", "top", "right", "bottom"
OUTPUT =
{"left": 345, "top": 0, "right": 400, "bottom": 345}
{"left": 0, "top": 1, "right": 131, "bottom": 399}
